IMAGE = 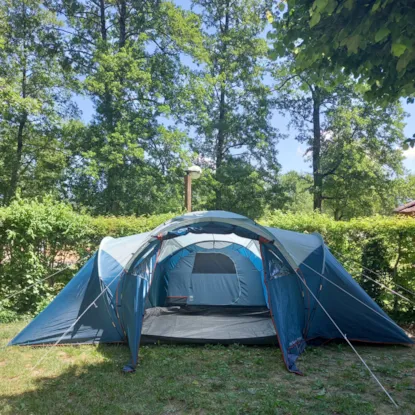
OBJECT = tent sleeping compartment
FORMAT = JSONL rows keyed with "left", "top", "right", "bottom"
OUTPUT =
{"left": 9, "top": 211, "right": 413, "bottom": 375}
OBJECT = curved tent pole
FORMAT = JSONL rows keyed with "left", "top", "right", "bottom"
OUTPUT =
{"left": 294, "top": 269, "right": 399, "bottom": 409}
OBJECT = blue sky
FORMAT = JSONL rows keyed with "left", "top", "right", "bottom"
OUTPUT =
{"left": 74, "top": 0, "right": 415, "bottom": 175}
{"left": 74, "top": 97, "right": 415, "bottom": 175}
{"left": 275, "top": 102, "right": 415, "bottom": 174}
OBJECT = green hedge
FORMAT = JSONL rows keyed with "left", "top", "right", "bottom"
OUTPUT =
{"left": 260, "top": 211, "right": 415, "bottom": 321}
{"left": 1, "top": 199, "right": 414, "bottom": 321}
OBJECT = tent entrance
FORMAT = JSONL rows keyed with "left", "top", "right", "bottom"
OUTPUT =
{"left": 141, "top": 306, "right": 277, "bottom": 345}
{"left": 142, "top": 234, "right": 273, "bottom": 344}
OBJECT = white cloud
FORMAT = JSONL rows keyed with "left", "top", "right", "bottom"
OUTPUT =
{"left": 403, "top": 146, "right": 415, "bottom": 160}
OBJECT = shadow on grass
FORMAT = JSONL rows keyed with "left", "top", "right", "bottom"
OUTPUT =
{"left": 1, "top": 342, "right": 413, "bottom": 415}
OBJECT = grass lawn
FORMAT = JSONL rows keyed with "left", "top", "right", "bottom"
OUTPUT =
{"left": 0, "top": 321, "right": 414, "bottom": 415}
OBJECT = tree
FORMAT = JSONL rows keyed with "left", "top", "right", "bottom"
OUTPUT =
{"left": 273, "top": 62, "right": 406, "bottom": 214}
{"left": 55, "top": 0, "right": 204, "bottom": 214}
{"left": 0, "top": 0, "right": 74, "bottom": 205}
{"left": 272, "top": 0, "right": 415, "bottom": 102}
{"left": 185, "top": 0, "right": 281, "bottom": 210}
{"left": 279, "top": 171, "right": 313, "bottom": 213}
{"left": 271, "top": 0, "right": 415, "bottom": 149}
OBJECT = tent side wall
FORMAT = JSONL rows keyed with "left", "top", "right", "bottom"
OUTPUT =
{"left": 9, "top": 254, "right": 123, "bottom": 346}
{"left": 306, "top": 248, "right": 413, "bottom": 345}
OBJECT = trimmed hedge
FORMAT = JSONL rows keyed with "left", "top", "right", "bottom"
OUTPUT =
{"left": 1, "top": 199, "right": 414, "bottom": 321}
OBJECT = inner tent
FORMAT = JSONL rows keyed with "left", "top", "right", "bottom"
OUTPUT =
{"left": 139, "top": 232, "right": 277, "bottom": 345}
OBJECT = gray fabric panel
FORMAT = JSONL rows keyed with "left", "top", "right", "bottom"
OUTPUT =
{"left": 141, "top": 307, "right": 276, "bottom": 343}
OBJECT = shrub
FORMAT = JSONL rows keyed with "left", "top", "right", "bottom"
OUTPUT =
{"left": 1, "top": 201, "right": 414, "bottom": 321}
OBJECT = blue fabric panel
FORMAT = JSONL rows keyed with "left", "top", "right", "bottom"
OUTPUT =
{"left": 298, "top": 244, "right": 326, "bottom": 336}
{"left": 99, "top": 250, "right": 123, "bottom": 296}
{"left": 189, "top": 273, "right": 240, "bottom": 305}
{"left": 10, "top": 254, "right": 123, "bottom": 345}
{"left": 306, "top": 248, "right": 413, "bottom": 344}
{"left": 262, "top": 244, "right": 306, "bottom": 373}
{"left": 161, "top": 243, "right": 266, "bottom": 306}
{"left": 119, "top": 242, "right": 160, "bottom": 368}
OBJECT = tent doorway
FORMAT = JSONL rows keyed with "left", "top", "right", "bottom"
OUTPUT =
{"left": 141, "top": 236, "right": 275, "bottom": 344}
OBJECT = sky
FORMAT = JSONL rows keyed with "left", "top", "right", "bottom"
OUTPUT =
{"left": 73, "top": 0, "right": 415, "bottom": 175}
{"left": 74, "top": 96, "right": 415, "bottom": 175}
{"left": 275, "top": 102, "right": 415, "bottom": 174}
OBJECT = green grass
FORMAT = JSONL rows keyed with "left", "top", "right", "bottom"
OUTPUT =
{"left": 0, "top": 321, "right": 414, "bottom": 415}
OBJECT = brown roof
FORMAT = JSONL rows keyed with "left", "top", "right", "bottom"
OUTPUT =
{"left": 394, "top": 200, "right": 415, "bottom": 215}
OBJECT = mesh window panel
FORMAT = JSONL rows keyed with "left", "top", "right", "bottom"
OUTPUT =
{"left": 192, "top": 253, "right": 236, "bottom": 274}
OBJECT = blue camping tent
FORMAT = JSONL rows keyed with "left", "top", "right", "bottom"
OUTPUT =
{"left": 9, "top": 211, "right": 413, "bottom": 374}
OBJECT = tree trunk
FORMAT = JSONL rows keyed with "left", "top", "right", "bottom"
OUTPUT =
{"left": 6, "top": 114, "right": 27, "bottom": 204}
{"left": 312, "top": 87, "right": 322, "bottom": 211}
{"left": 119, "top": 0, "right": 126, "bottom": 48}
{"left": 99, "top": 0, "right": 107, "bottom": 41}
{"left": 6, "top": 33, "right": 28, "bottom": 205}
{"left": 214, "top": 5, "right": 229, "bottom": 210}
{"left": 215, "top": 84, "right": 226, "bottom": 209}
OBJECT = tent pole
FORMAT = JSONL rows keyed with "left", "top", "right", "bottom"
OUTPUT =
{"left": 294, "top": 270, "right": 399, "bottom": 408}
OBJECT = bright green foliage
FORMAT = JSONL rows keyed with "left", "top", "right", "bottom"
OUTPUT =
{"left": 279, "top": 171, "right": 314, "bottom": 213}
{"left": 0, "top": 197, "right": 93, "bottom": 313}
{"left": 272, "top": 61, "right": 407, "bottom": 217}
{"left": 272, "top": 0, "right": 415, "bottom": 102}
{"left": 56, "top": 0, "right": 204, "bottom": 215}
{"left": 184, "top": 0, "right": 281, "bottom": 214}
{"left": 0, "top": 0, "right": 75, "bottom": 204}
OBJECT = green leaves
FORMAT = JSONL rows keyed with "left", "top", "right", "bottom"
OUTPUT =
{"left": 309, "top": 12, "right": 321, "bottom": 28}
{"left": 344, "top": 35, "right": 361, "bottom": 54}
{"left": 271, "top": 0, "right": 415, "bottom": 101}
{"left": 391, "top": 43, "right": 407, "bottom": 57}
{"left": 374, "top": 27, "right": 390, "bottom": 43}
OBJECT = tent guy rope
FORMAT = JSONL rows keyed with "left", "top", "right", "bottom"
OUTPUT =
{"left": 31, "top": 268, "right": 124, "bottom": 371}
{"left": 294, "top": 269, "right": 399, "bottom": 408}
{"left": 300, "top": 262, "right": 413, "bottom": 329}
{"left": 331, "top": 248, "right": 415, "bottom": 299}
{"left": 0, "top": 255, "right": 90, "bottom": 305}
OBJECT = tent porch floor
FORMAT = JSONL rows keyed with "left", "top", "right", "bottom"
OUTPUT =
{"left": 141, "top": 306, "right": 277, "bottom": 345}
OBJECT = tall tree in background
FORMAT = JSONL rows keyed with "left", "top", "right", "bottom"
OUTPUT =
{"left": 186, "top": 0, "right": 281, "bottom": 213}
{"left": 272, "top": 63, "right": 406, "bottom": 214}
{"left": 54, "top": 0, "right": 203, "bottom": 214}
{"left": 0, "top": 0, "right": 74, "bottom": 204}
{"left": 272, "top": 0, "right": 415, "bottom": 149}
